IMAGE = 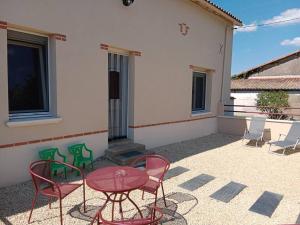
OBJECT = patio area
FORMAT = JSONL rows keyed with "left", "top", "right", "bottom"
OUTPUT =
{"left": 1, "top": 133, "right": 300, "bottom": 225}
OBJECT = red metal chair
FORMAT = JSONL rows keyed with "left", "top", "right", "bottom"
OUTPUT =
{"left": 131, "top": 155, "right": 170, "bottom": 207}
{"left": 93, "top": 206, "right": 163, "bottom": 225}
{"left": 28, "top": 160, "right": 86, "bottom": 225}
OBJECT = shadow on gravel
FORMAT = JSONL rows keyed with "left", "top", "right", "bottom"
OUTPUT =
{"left": 0, "top": 133, "right": 236, "bottom": 223}
{"left": 69, "top": 192, "right": 197, "bottom": 225}
{"left": 151, "top": 133, "right": 241, "bottom": 163}
{"left": 272, "top": 147, "right": 300, "bottom": 156}
{"left": 0, "top": 216, "right": 13, "bottom": 225}
{"left": 0, "top": 158, "right": 115, "bottom": 222}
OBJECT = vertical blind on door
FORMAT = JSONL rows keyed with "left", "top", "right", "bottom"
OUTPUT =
{"left": 108, "top": 53, "right": 129, "bottom": 140}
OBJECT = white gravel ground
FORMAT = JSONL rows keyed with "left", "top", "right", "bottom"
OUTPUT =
{"left": 1, "top": 133, "right": 299, "bottom": 225}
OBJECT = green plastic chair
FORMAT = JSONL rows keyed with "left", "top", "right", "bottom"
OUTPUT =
{"left": 68, "top": 143, "right": 94, "bottom": 174}
{"left": 38, "top": 148, "right": 68, "bottom": 178}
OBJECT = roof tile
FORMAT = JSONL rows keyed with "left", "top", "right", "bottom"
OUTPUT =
{"left": 231, "top": 78, "right": 300, "bottom": 90}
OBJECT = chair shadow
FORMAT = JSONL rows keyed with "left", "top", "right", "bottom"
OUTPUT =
{"left": 245, "top": 140, "right": 265, "bottom": 148}
{"left": 0, "top": 216, "right": 13, "bottom": 225}
{"left": 272, "top": 147, "right": 300, "bottom": 156}
{"left": 0, "top": 170, "right": 90, "bottom": 223}
{"left": 68, "top": 192, "right": 197, "bottom": 224}
{"left": 69, "top": 196, "right": 118, "bottom": 222}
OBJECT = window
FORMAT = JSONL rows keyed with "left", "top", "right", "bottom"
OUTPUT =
{"left": 7, "top": 30, "right": 49, "bottom": 117}
{"left": 192, "top": 72, "right": 206, "bottom": 111}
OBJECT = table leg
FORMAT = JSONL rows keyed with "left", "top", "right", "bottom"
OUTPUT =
{"left": 97, "top": 213, "right": 100, "bottom": 225}
{"left": 119, "top": 193, "right": 124, "bottom": 220}
{"left": 112, "top": 194, "right": 117, "bottom": 221}
{"left": 90, "top": 193, "right": 109, "bottom": 225}
{"left": 127, "top": 191, "right": 143, "bottom": 219}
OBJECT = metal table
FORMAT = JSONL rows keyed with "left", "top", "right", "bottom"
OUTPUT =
{"left": 86, "top": 166, "right": 149, "bottom": 224}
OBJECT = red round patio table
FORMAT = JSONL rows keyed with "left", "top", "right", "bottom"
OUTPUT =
{"left": 86, "top": 166, "right": 149, "bottom": 223}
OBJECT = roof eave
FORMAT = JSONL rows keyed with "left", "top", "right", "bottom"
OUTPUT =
{"left": 190, "top": 0, "right": 242, "bottom": 26}
{"left": 231, "top": 88, "right": 300, "bottom": 91}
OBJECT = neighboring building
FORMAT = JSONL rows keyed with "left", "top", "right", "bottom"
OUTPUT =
{"left": 230, "top": 50, "right": 300, "bottom": 118}
{"left": 0, "top": 0, "right": 241, "bottom": 187}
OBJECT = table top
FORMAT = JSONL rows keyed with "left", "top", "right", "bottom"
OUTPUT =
{"left": 86, "top": 166, "right": 149, "bottom": 193}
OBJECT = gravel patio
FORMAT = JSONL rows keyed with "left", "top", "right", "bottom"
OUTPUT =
{"left": 1, "top": 133, "right": 300, "bottom": 225}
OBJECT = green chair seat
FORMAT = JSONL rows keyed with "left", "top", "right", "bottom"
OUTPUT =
{"left": 76, "top": 157, "right": 91, "bottom": 163}
{"left": 51, "top": 162, "right": 67, "bottom": 170}
{"left": 68, "top": 143, "right": 94, "bottom": 175}
{"left": 39, "top": 148, "right": 68, "bottom": 178}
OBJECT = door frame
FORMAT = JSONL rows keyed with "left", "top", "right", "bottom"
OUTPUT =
{"left": 108, "top": 50, "right": 130, "bottom": 141}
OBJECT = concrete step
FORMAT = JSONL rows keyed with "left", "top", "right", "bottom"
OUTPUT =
{"left": 110, "top": 150, "right": 144, "bottom": 166}
{"left": 108, "top": 150, "right": 155, "bottom": 166}
{"left": 105, "top": 141, "right": 154, "bottom": 166}
{"left": 108, "top": 138, "right": 133, "bottom": 148}
{"left": 105, "top": 142, "right": 145, "bottom": 157}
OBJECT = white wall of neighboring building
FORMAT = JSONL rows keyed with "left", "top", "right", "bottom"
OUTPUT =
{"left": 228, "top": 92, "right": 260, "bottom": 117}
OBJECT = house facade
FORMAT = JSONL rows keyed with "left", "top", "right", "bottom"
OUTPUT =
{"left": 231, "top": 50, "right": 300, "bottom": 118}
{"left": 0, "top": 0, "right": 241, "bottom": 187}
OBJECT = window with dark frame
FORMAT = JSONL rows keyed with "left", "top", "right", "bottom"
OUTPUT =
{"left": 192, "top": 72, "right": 206, "bottom": 112}
{"left": 7, "top": 30, "right": 49, "bottom": 116}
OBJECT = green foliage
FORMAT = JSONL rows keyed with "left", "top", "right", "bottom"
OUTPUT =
{"left": 256, "top": 91, "right": 289, "bottom": 120}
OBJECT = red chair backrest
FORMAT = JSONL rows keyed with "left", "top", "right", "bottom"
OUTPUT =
{"left": 29, "top": 160, "right": 53, "bottom": 192}
{"left": 145, "top": 155, "right": 170, "bottom": 181}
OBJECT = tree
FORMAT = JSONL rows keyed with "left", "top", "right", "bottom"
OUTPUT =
{"left": 256, "top": 91, "right": 289, "bottom": 120}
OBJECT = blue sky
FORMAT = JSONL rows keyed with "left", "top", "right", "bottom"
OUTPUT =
{"left": 211, "top": 0, "right": 300, "bottom": 75}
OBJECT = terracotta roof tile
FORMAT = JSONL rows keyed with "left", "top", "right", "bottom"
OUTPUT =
{"left": 190, "top": 0, "right": 242, "bottom": 25}
{"left": 203, "top": 0, "right": 242, "bottom": 24}
{"left": 231, "top": 78, "right": 300, "bottom": 90}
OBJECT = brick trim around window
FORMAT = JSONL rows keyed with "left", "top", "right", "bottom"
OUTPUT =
{"left": 0, "top": 21, "right": 8, "bottom": 29}
{"left": 52, "top": 33, "right": 67, "bottom": 41}
{"left": 100, "top": 43, "right": 142, "bottom": 56}
{"left": 189, "top": 65, "right": 215, "bottom": 73}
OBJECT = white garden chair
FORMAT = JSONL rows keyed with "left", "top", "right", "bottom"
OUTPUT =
{"left": 243, "top": 117, "right": 266, "bottom": 147}
{"left": 268, "top": 122, "right": 300, "bottom": 155}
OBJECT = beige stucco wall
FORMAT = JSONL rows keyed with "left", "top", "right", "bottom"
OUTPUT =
{"left": 135, "top": 117, "right": 218, "bottom": 149}
{"left": 0, "top": 0, "right": 235, "bottom": 186}
{"left": 0, "top": 133, "right": 107, "bottom": 187}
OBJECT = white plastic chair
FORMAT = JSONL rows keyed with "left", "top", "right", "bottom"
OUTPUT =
{"left": 243, "top": 117, "right": 266, "bottom": 147}
{"left": 268, "top": 122, "right": 300, "bottom": 155}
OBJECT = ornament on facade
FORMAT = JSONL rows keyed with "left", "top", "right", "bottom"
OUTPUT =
{"left": 179, "top": 23, "right": 190, "bottom": 36}
{"left": 219, "top": 43, "right": 224, "bottom": 54}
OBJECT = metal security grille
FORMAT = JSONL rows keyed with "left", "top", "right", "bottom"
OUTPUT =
{"left": 108, "top": 53, "right": 128, "bottom": 140}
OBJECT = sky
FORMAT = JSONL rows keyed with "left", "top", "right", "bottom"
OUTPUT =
{"left": 211, "top": 0, "right": 300, "bottom": 75}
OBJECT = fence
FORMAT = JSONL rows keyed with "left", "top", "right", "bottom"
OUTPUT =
{"left": 218, "top": 115, "right": 299, "bottom": 141}
{"left": 224, "top": 104, "right": 300, "bottom": 120}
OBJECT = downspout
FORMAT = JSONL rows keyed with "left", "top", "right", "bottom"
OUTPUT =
{"left": 220, "top": 24, "right": 230, "bottom": 104}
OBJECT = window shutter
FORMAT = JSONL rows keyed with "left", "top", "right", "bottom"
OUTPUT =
{"left": 8, "top": 30, "right": 48, "bottom": 45}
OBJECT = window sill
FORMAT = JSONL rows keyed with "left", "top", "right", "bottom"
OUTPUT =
{"left": 6, "top": 117, "right": 62, "bottom": 128}
{"left": 191, "top": 111, "right": 212, "bottom": 117}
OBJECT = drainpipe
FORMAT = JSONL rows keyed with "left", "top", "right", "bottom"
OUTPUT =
{"left": 219, "top": 24, "right": 233, "bottom": 115}
{"left": 220, "top": 24, "right": 229, "bottom": 103}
